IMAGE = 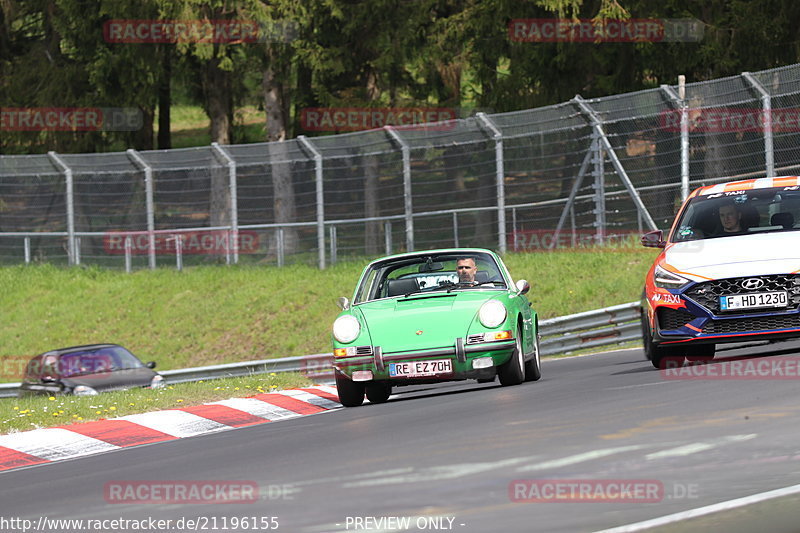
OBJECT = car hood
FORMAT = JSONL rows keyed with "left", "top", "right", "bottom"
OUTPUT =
{"left": 356, "top": 291, "right": 500, "bottom": 354}
{"left": 60, "top": 367, "right": 158, "bottom": 391}
{"left": 665, "top": 231, "right": 800, "bottom": 281}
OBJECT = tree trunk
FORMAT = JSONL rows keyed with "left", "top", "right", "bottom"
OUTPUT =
{"left": 264, "top": 58, "right": 298, "bottom": 257}
{"left": 204, "top": 54, "right": 233, "bottom": 232}
{"left": 157, "top": 46, "right": 171, "bottom": 150}
{"left": 364, "top": 155, "right": 380, "bottom": 255}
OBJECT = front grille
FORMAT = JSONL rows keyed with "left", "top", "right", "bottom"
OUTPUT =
{"left": 355, "top": 346, "right": 373, "bottom": 356}
{"left": 684, "top": 274, "right": 800, "bottom": 313}
{"left": 657, "top": 307, "right": 697, "bottom": 330}
{"left": 466, "top": 334, "right": 485, "bottom": 344}
{"left": 702, "top": 314, "right": 800, "bottom": 334}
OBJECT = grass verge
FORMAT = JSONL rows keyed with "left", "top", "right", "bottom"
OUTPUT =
{"left": 0, "top": 373, "right": 312, "bottom": 435}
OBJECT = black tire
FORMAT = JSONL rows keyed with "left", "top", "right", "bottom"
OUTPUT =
{"left": 335, "top": 371, "right": 365, "bottom": 407}
{"left": 686, "top": 344, "right": 715, "bottom": 362}
{"left": 498, "top": 326, "right": 525, "bottom": 386}
{"left": 641, "top": 308, "right": 685, "bottom": 369}
{"left": 524, "top": 331, "right": 542, "bottom": 382}
{"left": 365, "top": 381, "right": 392, "bottom": 404}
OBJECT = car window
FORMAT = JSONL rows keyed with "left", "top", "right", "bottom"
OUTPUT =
{"left": 354, "top": 252, "right": 506, "bottom": 303}
{"left": 672, "top": 187, "right": 800, "bottom": 242}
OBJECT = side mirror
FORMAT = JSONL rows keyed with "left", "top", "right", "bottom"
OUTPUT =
{"left": 641, "top": 230, "right": 665, "bottom": 248}
{"left": 146, "top": 361, "right": 157, "bottom": 369}
{"left": 515, "top": 279, "right": 530, "bottom": 296}
{"left": 337, "top": 296, "right": 350, "bottom": 310}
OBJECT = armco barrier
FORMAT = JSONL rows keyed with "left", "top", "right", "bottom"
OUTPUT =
{"left": 0, "top": 301, "right": 642, "bottom": 398}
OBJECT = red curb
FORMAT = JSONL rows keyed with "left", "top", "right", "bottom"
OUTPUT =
{"left": 179, "top": 404, "right": 270, "bottom": 428}
{"left": 299, "top": 387, "right": 340, "bottom": 403}
{"left": 0, "top": 446, "right": 49, "bottom": 470}
{"left": 251, "top": 393, "right": 328, "bottom": 414}
{"left": 59, "top": 419, "right": 178, "bottom": 447}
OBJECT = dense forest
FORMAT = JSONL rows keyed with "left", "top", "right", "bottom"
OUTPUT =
{"left": 2, "top": 0, "right": 800, "bottom": 155}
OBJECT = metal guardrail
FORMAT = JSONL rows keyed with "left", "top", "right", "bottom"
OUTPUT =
{"left": 0, "top": 301, "right": 642, "bottom": 398}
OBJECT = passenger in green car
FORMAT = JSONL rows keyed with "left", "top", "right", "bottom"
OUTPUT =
{"left": 456, "top": 256, "right": 477, "bottom": 284}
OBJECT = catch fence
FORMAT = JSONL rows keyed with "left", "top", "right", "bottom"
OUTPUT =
{"left": 2, "top": 63, "right": 800, "bottom": 269}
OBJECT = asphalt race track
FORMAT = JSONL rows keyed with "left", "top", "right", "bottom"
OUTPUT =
{"left": 4, "top": 341, "right": 800, "bottom": 533}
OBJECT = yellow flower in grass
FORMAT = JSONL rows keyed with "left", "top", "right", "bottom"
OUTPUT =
{"left": 109, "top": 406, "right": 116, "bottom": 411}
{"left": 48, "top": 397, "right": 55, "bottom": 401}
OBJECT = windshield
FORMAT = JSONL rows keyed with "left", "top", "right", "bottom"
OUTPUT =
{"left": 353, "top": 251, "right": 507, "bottom": 304}
{"left": 670, "top": 186, "right": 800, "bottom": 242}
{"left": 57, "top": 346, "right": 144, "bottom": 378}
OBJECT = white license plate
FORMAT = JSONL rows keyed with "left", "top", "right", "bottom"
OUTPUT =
{"left": 389, "top": 359, "right": 453, "bottom": 377}
{"left": 719, "top": 291, "right": 788, "bottom": 311}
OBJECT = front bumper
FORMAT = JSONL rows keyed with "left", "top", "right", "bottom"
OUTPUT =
{"left": 650, "top": 277, "right": 800, "bottom": 345}
{"left": 333, "top": 338, "right": 516, "bottom": 381}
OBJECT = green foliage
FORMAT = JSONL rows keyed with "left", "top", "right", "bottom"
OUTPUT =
{"left": 2, "top": 0, "right": 800, "bottom": 151}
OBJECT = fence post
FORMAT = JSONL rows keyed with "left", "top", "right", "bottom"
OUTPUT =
{"left": 592, "top": 133, "right": 606, "bottom": 243}
{"left": 384, "top": 221, "right": 392, "bottom": 256}
{"left": 24, "top": 237, "right": 30, "bottom": 264}
{"left": 661, "top": 81, "right": 690, "bottom": 201}
{"left": 452, "top": 212, "right": 459, "bottom": 247}
{"left": 298, "top": 135, "right": 326, "bottom": 269}
{"left": 572, "top": 95, "right": 659, "bottom": 232}
{"left": 742, "top": 72, "right": 775, "bottom": 178}
{"left": 476, "top": 112, "right": 507, "bottom": 254}
{"left": 384, "top": 126, "right": 414, "bottom": 252}
{"left": 47, "top": 151, "right": 75, "bottom": 266}
{"left": 124, "top": 236, "right": 132, "bottom": 273}
{"left": 552, "top": 147, "right": 592, "bottom": 249}
{"left": 211, "top": 142, "right": 239, "bottom": 265}
{"left": 126, "top": 149, "right": 156, "bottom": 270}
{"left": 329, "top": 225, "right": 337, "bottom": 265}
{"left": 276, "top": 227, "right": 285, "bottom": 267}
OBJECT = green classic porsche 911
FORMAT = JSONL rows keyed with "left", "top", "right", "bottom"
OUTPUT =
{"left": 331, "top": 248, "right": 541, "bottom": 407}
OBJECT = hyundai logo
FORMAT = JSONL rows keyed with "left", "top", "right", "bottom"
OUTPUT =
{"left": 741, "top": 278, "right": 764, "bottom": 290}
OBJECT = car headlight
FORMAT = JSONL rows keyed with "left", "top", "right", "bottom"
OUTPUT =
{"left": 333, "top": 315, "right": 361, "bottom": 344}
{"left": 73, "top": 385, "right": 98, "bottom": 396}
{"left": 654, "top": 265, "right": 690, "bottom": 289}
{"left": 479, "top": 300, "right": 507, "bottom": 328}
{"left": 150, "top": 375, "right": 166, "bottom": 389}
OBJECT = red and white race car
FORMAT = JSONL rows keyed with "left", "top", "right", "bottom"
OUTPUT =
{"left": 641, "top": 177, "right": 800, "bottom": 368}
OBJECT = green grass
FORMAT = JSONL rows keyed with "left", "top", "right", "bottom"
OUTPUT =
{"left": 0, "top": 247, "right": 657, "bottom": 378}
{"left": 0, "top": 373, "right": 312, "bottom": 434}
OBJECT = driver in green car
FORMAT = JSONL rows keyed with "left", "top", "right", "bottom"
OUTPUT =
{"left": 456, "top": 256, "right": 477, "bottom": 284}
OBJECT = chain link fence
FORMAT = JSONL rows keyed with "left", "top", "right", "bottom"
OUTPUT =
{"left": 3, "top": 63, "right": 800, "bottom": 269}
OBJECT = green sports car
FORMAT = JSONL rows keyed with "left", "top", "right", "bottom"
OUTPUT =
{"left": 331, "top": 248, "right": 541, "bottom": 407}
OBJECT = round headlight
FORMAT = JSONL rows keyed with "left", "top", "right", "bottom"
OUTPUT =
{"left": 72, "top": 385, "right": 98, "bottom": 396}
{"left": 333, "top": 315, "right": 361, "bottom": 344}
{"left": 479, "top": 300, "right": 507, "bottom": 328}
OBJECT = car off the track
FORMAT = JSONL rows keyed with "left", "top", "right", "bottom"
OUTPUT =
{"left": 641, "top": 177, "right": 800, "bottom": 368}
{"left": 331, "top": 248, "right": 541, "bottom": 407}
{"left": 18, "top": 343, "right": 165, "bottom": 397}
